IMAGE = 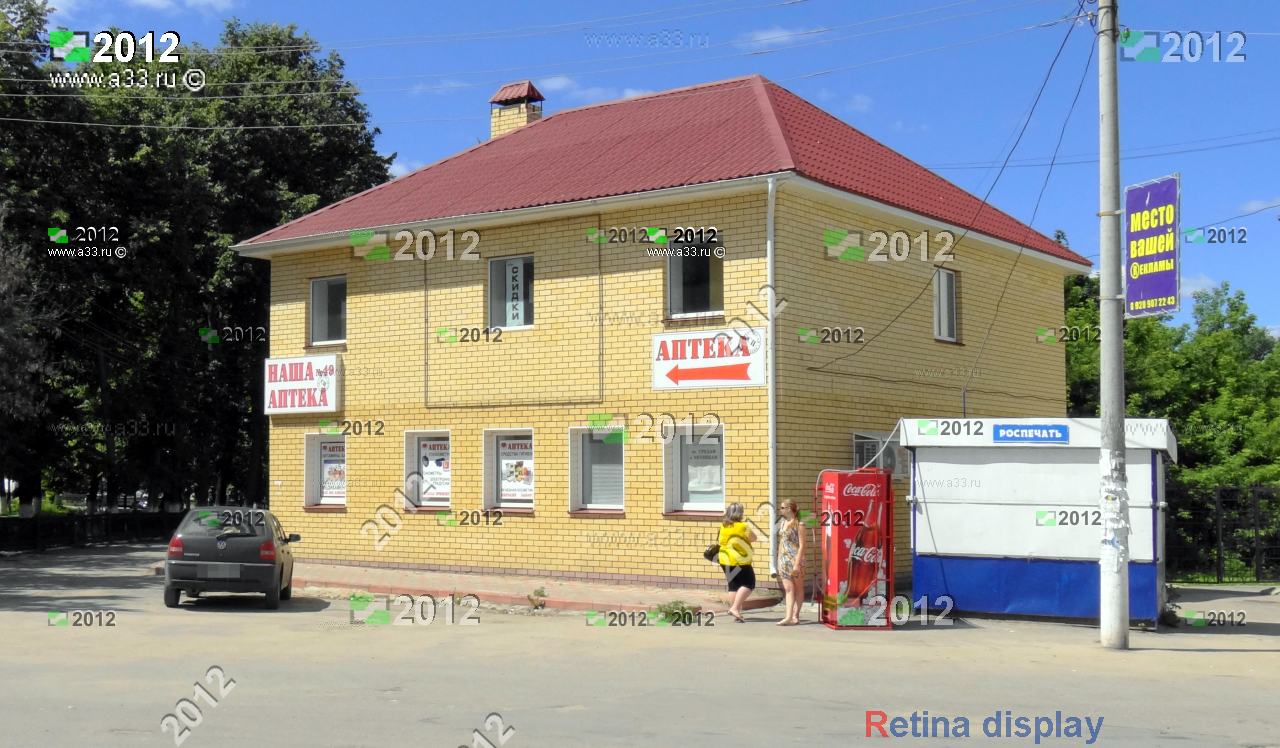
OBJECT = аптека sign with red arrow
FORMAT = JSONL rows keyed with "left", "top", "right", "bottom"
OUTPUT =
{"left": 651, "top": 328, "right": 766, "bottom": 390}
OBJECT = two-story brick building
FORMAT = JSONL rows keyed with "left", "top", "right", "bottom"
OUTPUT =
{"left": 235, "top": 75, "right": 1090, "bottom": 590}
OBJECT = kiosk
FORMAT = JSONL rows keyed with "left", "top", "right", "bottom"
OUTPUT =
{"left": 900, "top": 418, "right": 1176, "bottom": 624}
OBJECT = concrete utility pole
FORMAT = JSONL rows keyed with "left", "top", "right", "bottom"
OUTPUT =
{"left": 1096, "top": 0, "right": 1131, "bottom": 649}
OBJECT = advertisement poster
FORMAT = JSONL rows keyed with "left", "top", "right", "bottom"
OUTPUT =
{"left": 419, "top": 437, "right": 451, "bottom": 502}
{"left": 820, "top": 468, "right": 894, "bottom": 629}
{"left": 506, "top": 259, "right": 525, "bottom": 326}
{"left": 684, "top": 441, "right": 724, "bottom": 503}
{"left": 499, "top": 439, "right": 534, "bottom": 503}
{"left": 1124, "top": 174, "right": 1180, "bottom": 318}
{"left": 320, "top": 441, "right": 346, "bottom": 501}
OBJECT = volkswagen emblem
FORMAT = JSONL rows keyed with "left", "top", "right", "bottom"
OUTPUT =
{"left": 216, "top": 540, "right": 227, "bottom": 550}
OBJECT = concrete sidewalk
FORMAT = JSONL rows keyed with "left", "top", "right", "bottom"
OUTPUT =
{"left": 155, "top": 559, "right": 785, "bottom": 613}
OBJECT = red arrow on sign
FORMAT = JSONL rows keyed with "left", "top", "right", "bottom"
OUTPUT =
{"left": 666, "top": 362, "right": 751, "bottom": 384}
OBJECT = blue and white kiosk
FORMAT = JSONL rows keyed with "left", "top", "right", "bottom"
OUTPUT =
{"left": 900, "top": 418, "right": 1176, "bottom": 624}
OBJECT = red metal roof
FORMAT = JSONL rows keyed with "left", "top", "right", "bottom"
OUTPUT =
{"left": 243, "top": 75, "right": 1089, "bottom": 266}
{"left": 489, "top": 80, "right": 545, "bottom": 104}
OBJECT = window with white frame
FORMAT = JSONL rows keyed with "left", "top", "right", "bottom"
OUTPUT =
{"left": 488, "top": 256, "right": 533, "bottom": 328}
{"left": 569, "top": 427, "right": 624, "bottom": 509}
{"left": 663, "top": 426, "right": 724, "bottom": 511}
{"left": 853, "top": 431, "right": 909, "bottom": 479}
{"left": 668, "top": 248, "right": 723, "bottom": 317}
{"left": 484, "top": 431, "right": 534, "bottom": 508}
{"left": 934, "top": 268, "right": 957, "bottom": 341}
{"left": 403, "top": 431, "right": 450, "bottom": 507}
{"left": 310, "top": 276, "right": 346, "bottom": 344}
{"left": 304, "top": 434, "right": 346, "bottom": 506}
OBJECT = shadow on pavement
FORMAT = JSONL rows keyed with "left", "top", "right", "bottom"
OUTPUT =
{"left": 175, "top": 594, "right": 331, "bottom": 614}
{"left": 0, "top": 543, "right": 166, "bottom": 612}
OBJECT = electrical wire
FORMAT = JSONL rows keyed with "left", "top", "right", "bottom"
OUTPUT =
{"left": 808, "top": 1, "right": 1089, "bottom": 377}
{"left": 0, "top": 9, "right": 1081, "bottom": 130}
{"left": 961, "top": 14, "right": 1096, "bottom": 401}
{"left": 4, "top": 0, "right": 1056, "bottom": 101}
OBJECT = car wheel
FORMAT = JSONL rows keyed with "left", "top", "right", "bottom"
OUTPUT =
{"left": 264, "top": 574, "right": 281, "bottom": 610}
{"left": 281, "top": 573, "right": 293, "bottom": 600}
{"left": 164, "top": 586, "right": 180, "bottom": 608}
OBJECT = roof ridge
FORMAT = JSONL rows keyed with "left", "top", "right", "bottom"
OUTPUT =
{"left": 753, "top": 76, "right": 797, "bottom": 172}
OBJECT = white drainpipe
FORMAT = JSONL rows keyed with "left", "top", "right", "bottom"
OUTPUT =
{"left": 766, "top": 176, "right": 778, "bottom": 575}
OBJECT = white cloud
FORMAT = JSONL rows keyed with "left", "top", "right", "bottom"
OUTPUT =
{"left": 1239, "top": 196, "right": 1280, "bottom": 214}
{"left": 1266, "top": 325, "right": 1280, "bottom": 339}
{"left": 185, "top": 0, "right": 235, "bottom": 8}
{"left": 534, "top": 76, "right": 646, "bottom": 104}
{"left": 409, "top": 79, "right": 470, "bottom": 96}
{"left": 734, "top": 26, "right": 828, "bottom": 51}
{"left": 124, "top": 0, "right": 176, "bottom": 8}
{"left": 1181, "top": 273, "right": 1218, "bottom": 301}
{"left": 848, "top": 94, "right": 873, "bottom": 114}
{"left": 389, "top": 160, "right": 426, "bottom": 178}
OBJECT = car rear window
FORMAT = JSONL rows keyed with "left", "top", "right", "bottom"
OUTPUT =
{"left": 179, "top": 509, "right": 270, "bottom": 537}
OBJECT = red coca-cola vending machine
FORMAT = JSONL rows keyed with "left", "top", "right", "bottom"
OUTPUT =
{"left": 817, "top": 468, "right": 894, "bottom": 629}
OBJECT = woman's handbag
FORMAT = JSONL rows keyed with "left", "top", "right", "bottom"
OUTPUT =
{"left": 703, "top": 530, "right": 720, "bottom": 562}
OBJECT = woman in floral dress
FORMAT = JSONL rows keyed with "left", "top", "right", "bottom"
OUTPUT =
{"left": 775, "top": 499, "right": 805, "bottom": 625}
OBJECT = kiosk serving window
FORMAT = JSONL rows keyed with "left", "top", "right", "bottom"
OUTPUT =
{"left": 664, "top": 426, "right": 724, "bottom": 511}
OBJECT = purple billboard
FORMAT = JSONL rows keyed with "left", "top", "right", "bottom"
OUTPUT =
{"left": 1124, "top": 174, "right": 1180, "bottom": 318}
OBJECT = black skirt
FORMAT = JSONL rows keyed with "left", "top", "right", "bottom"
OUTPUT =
{"left": 721, "top": 564, "right": 756, "bottom": 592}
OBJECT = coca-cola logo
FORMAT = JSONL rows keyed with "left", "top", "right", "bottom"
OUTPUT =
{"left": 843, "top": 483, "right": 879, "bottom": 497}
{"left": 849, "top": 545, "right": 883, "bottom": 564}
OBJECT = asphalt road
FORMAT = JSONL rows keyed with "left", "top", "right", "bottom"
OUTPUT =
{"left": 2, "top": 545, "right": 1278, "bottom": 747}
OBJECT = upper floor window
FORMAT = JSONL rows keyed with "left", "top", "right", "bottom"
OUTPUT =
{"left": 668, "top": 247, "right": 723, "bottom": 318}
{"left": 489, "top": 256, "right": 533, "bottom": 328}
{"left": 933, "top": 268, "right": 957, "bottom": 342}
{"left": 310, "top": 276, "right": 346, "bottom": 344}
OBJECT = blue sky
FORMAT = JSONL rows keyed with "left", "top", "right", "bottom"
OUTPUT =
{"left": 47, "top": 0, "right": 1280, "bottom": 333}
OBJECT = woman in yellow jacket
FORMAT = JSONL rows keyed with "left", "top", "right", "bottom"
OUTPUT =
{"left": 717, "top": 502, "right": 757, "bottom": 622}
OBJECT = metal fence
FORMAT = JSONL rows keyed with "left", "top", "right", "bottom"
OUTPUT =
{"left": 1166, "top": 485, "right": 1280, "bottom": 583}
{"left": 0, "top": 512, "right": 184, "bottom": 552}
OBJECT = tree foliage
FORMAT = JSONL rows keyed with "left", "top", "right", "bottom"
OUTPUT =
{"left": 0, "top": 2, "right": 389, "bottom": 512}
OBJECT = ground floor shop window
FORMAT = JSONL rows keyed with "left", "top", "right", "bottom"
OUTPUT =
{"left": 664, "top": 426, "right": 724, "bottom": 511}
{"left": 484, "top": 430, "right": 534, "bottom": 509}
{"left": 403, "top": 430, "right": 451, "bottom": 507}
{"left": 304, "top": 434, "right": 346, "bottom": 506}
{"left": 569, "top": 427, "right": 624, "bottom": 509}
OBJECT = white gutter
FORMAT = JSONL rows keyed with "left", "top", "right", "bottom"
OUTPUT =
{"left": 766, "top": 176, "right": 778, "bottom": 576}
{"left": 233, "top": 173, "right": 792, "bottom": 259}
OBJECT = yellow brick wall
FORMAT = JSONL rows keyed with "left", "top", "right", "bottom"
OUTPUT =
{"left": 267, "top": 194, "right": 771, "bottom": 587}
{"left": 772, "top": 187, "right": 1073, "bottom": 587}
{"left": 263, "top": 184, "right": 1075, "bottom": 590}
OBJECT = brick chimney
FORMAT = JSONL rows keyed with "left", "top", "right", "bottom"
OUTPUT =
{"left": 488, "top": 80, "right": 544, "bottom": 139}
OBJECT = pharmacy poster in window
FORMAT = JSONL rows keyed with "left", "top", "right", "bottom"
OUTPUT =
{"left": 320, "top": 441, "right": 346, "bottom": 501}
{"left": 498, "top": 438, "right": 534, "bottom": 503}
{"left": 419, "top": 437, "right": 451, "bottom": 502}
{"left": 685, "top": 441, "right": 723, "bottom": 502}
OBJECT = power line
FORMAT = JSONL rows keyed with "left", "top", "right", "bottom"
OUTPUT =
{"left": 808, "top": 1, "right": 1088, "bottom": 377}
{"left": 0, "top": 8, "right": 1079, "bottom": 130}
{"left": 930, "top": 133, "right": 1280, "bottom": 169}
{"left": 5, "top": 0, "right": 1055, "bottom": 101}
{"left": 928, "top": 127, "right": 1280, "bottom": 169}
{"left": 961, "top": 12, "right": 1095, "bottom": 399}
{"left": 0, "top": 0, "right": 783, "bottom": 52}
{"left": 0, "top": 0, "right": 1003, "bottom": 87}
{"left": 1078, "top": 201, "right": 1280, "bottom": 260}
